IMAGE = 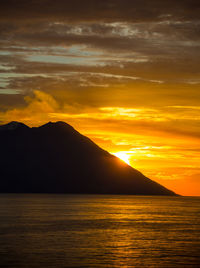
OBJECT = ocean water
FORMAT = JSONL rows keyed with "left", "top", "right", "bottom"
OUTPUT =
{"left": 0, "top": 194, "right": 199, "bottom": 267}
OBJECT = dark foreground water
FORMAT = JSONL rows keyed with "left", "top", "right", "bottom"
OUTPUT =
{"left": 0, "top": 195, "right": 199, "bottom": 267}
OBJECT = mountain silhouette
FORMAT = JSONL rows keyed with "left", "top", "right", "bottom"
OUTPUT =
{"left": 0, "top": 121, "right": 177, "bottom": 195}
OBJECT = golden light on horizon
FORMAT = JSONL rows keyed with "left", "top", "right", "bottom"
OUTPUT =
{"left": 113, "top": 152, "right": 131, "bottom": 165}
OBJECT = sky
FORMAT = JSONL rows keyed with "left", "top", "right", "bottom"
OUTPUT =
{"left": 0, "top": 0, "right": 200, "bottom": 196}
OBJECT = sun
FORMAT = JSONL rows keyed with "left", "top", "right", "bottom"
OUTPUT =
{"left": 113, "top": 152, "right": 131, "bottom": 165}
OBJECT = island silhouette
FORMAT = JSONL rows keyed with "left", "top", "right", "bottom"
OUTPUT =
{"left": 0, "top": 121, "right": 177, "bottom": 195}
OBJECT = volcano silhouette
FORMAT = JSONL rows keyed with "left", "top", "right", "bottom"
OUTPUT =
{"left": 0, "top": 121, "right": 176, "bottom": 195}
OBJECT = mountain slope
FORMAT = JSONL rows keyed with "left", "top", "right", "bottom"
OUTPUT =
{"left": 0, "top": 121, "right": 177, "bottom": 195}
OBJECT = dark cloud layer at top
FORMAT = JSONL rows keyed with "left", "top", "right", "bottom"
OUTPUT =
{"left": 0, "top": 0, "right": 200, "bottom": 23}
{"left": 0, "top": 0, "right": 200, "bottom": 98}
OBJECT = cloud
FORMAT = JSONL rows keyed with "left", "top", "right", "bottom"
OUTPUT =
{"left": 0, "top": 90, "right": 59, "bottom": 125}
{"left": 1, "top": 19, "right": 200, "bottom": 96}
{"left": 0, "top": 0, "right": 199, "bottom": 23}
{"left": 1, "top": 89, "right": 200, "bottom": 141}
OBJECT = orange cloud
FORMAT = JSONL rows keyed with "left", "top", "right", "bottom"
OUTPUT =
{"left": 0, "top": 90, "right": 59, "bottom": 125}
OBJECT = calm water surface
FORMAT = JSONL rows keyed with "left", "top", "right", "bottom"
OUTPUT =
{"left": 0, "top": 194, "right": 199, "bottom": 267}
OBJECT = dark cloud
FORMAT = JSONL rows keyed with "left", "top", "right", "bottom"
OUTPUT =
{"left": 0, "top": 94, "right": 26, "bottom": 111}
{"left": 0, "top": 0, "right": 200, "bottom": 108}
{"left": 0, "top": 0, "right": 199, "bottom": 23}
{"left": 1, "top": 20, "right": 199, "bottom": 69}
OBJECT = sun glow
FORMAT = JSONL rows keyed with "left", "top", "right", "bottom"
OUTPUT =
{"left": 113, "top": 152, "right": 131, "bottom": 165}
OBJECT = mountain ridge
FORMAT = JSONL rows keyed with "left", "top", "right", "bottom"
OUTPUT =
{"left": 0, "top": 121, "right": 177, "bottom": 195}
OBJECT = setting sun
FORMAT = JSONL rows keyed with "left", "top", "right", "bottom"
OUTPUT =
{"left": 113, "top": 152, "right": 131, "bottom": 165}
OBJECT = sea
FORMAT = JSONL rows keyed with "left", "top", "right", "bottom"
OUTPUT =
{"left": 0, "top": 194, "right": 199, "bottom": 267}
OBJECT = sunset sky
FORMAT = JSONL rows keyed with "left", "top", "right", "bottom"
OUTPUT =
{"left": 0, "top": 0, "right": 200, "bottom": 196}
